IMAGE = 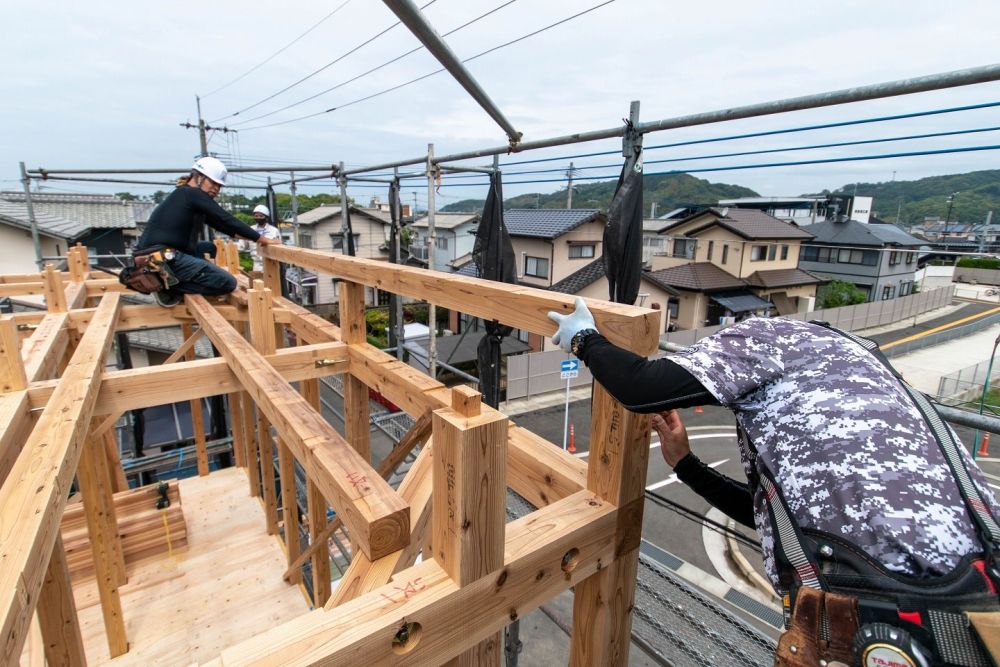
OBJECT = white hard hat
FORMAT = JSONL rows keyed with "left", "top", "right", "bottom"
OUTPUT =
{"left": 252, "top": 204, "right": 270, "bottom": 217}
{"left": 192, "top": 156, "right": 228, "bottom": 186}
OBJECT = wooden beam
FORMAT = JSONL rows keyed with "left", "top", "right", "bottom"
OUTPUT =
{"left": 0, "top": 391, "right": 33, "bottom": 487}
{"left": 21, "top": 313, "right": 69, "bottom": 384}
{"left": 265, "top": 245, "right": 661, "bottom": 355}
{"left": 162, "top": 326, "right": 205, "bottom": 365}
{"left": 103, "top": 429, "right": 128, "bottom": 494}
{"left": 36, "top": 535, "right": 86, "bottom": 667}
{"left": 42, "top": 264, "right": 68, "bottom": 313}
{"left": 217, "top": 490, "right": 617, "bottom": 665}
{"left": 228, "top": 389, "right": 247, "bottom": 469}
{"left": 186, "top": 294, "right": 409, "bottom": 560}
{"left": 340, "top": 281, "right": 371, "bottom": 467}
{"left": 0, "top": 282, "right": 46, "bottom": 298}
{"left": 569, "top": 383, "right": 652, "bottom": 667}
{"left": 0, "top": 318, "right": 27, "bottom": 393}
{"left": 181, "top": 323, "right": 210, "bottom": 476}
{"left": 248, "top": 282, "right": 280, "bottom": 534}
{"left": 0, "top": 292, "right": 120, "bottom": 665}
{"left": 300, "top": 370, "right": 332, "bottom": 605}
{"left": 76, "top": 436, "right": 128, "bottom": 657}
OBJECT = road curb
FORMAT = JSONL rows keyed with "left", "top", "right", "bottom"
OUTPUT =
{"left": 725, "top": 518, "right": 780, "bottom": 603}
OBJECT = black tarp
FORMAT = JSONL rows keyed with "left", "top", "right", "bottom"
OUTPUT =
{"left": 474, "top": 172, "right": 517, "bottom": 408}
{"left": 603, "top": 122, "right": 644, "bottom": 304}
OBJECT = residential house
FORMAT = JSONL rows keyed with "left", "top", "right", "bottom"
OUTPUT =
{"left": 291, "top": 203, "right": 392, "bottom": 307}
{"left": 409, "top": 212, "right": 480, "bottom": 270}
{"left": 0, "top": 192, "right": 137, "bottom": 267}
{"left": 652, "top": 207, "right": 821, "bottom": 328}
{"left": 799, "top": 218, "right": 925, "bottom": 301}
{"left": 718, "top": 194, "right": 873, "bottom": 224}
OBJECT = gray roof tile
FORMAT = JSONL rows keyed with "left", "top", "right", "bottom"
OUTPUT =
{"left": 1, "top": 192, "right": 135, "bottom": 229}
{"left": 0, "top": 200, "right": 90, "bottom": 240}
{"left": 674, "top": 207, "right": 813, "bottom": 240}
{"left": 800, "top": 219, "right": 924, "bottom": 247}
{"left": 549, "top": 258, "right": 606, "bottom": 294}
{"left": 744, "top": 268, "right": 824, "bottom": 288}
{"left": 503, "top": 209, "right": 604, "bottom": 239}
{"left": 646, "top": 263, "right": 746, "bottom": 292}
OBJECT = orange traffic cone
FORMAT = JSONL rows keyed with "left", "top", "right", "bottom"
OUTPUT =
{"left": 979, "top": 432, "right": 991, "bottom": 458}
{"left": 568, "top": 423, "right": 576, "bottom": 453}
{"left": 694, "top": 405, "right": 704, "bottom": 414}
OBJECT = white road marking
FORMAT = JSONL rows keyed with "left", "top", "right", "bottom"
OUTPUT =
{"left": 646, "top": 459, "right": 729, "bottom": 491}
{"left": 981, "top": 471, "right": 1000, "bottom": 483}
{"left": 573, "top": 431, "right": 736, "bottom": 458}
{"left": 989, "top": 483, "right": 1000, "bottom": 492}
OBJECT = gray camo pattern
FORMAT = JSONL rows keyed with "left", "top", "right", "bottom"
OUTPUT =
{"left": 669, "top": 317, "right": 1000, "bottom": 587}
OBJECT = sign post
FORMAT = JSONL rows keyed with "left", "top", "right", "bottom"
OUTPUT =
{"left": 560, "top": 359, "right": 579, "bottom": 450}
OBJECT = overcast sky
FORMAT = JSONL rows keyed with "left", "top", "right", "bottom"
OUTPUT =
{"left": 3, "top": 0, "right": 1000, "bottom": 211}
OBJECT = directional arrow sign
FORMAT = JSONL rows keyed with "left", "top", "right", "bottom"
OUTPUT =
{"left": 560, "top": 359, "right": 579, "bottom": 372}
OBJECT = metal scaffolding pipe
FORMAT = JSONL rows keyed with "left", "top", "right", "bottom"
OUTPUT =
{"left": 439, "top": 165, "right": 495, "bottom": 174}
{"left": 381, "top": 0, "right": 522, "bottom": 145}
{"left": 343, "top": 62, "right": 1000, "bottom": 176}
{"left": 19, "top": 161, "right": 43, "bottom": 270}
{"left": 27, "top": 164, "right": 339, "bottom": 176}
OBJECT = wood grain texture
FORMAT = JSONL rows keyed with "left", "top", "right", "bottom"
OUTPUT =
{"left": 0, "top": 318, "right": 27, "bottom": 392}
{"left": 42, "top": 265, "right": 67, "bottom": 313}
{"left": 21, "top": 313, "right": 69, "bottom": 383}
{"left": 181, "top": 323, "right": 210, "bottom": 476}
{"left": 36, "top": 535, "right": 86, "bottom": 667}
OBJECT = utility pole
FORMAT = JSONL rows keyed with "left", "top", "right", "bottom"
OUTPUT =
{"left": 180, "top": 96, "right": 236, "bottom": 157}
{"left": 19, "top": 161, "right": 42, "bottom": 269}
{"left": 944, "top": 192, "right": 959, "bottom": 255}
{"left": 566, "top": 161, "right": 575, "bottom": 209}
{"left": 426, "top": 143, "right": 437, "bottom": 379}
{"left": 338, "top": 162, "right": 353, "bottom": 256}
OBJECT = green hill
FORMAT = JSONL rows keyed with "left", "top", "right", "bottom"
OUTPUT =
{"left": 440, "top": 173, "right": 758, "bottom": 214}
{"left": 826, "top": 170, "right": 1000, "bottom": 226}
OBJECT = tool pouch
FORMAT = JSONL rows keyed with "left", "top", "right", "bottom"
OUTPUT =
{"left": 967, "top": 612, "right": 1000, "bottom": 665}
{"left": 775, "top": 587, "right": 859, "bottom": 666}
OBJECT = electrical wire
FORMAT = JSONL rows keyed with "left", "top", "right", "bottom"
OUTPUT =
{"left": 239, "top": 0, "right": 616, "bottom": 131}
{"left": 232, "top": 0, "right": 520, "bottom": 127}
{"left": 202, "top": 0, "right": 353, "bottom": 99}
{"left": 645, "top": 489, "right": 763, "bottom": 553}
{"left": 214, "top": 0, "right": 438, "bottom": 122}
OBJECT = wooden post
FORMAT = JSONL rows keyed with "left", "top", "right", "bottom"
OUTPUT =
{"left": 263, "top": 255, "right": 281, "bottom": 295}
{"left": 240, "top": 322, "right": 262, "bottom": 498}
{"left": 228, "top": 390, "right": 247, "bottom": 469}
{"left": 77, "top": 435, "right": 129, "bottom": 657}
{"left": 68, "top": 245, "right": 88, "bottom": 283}
{"left": 0, "top": 318, "right": 27, "bottom": 393}
{"left": 248, "top": 281, "right": 279, "bottom": 534}
{"left": 226, "top": 241, "right": 241, "bottom": 276}
{"left": 42, "top": 264, "right": 67, "bottom": 313}
{"left": 213, "top": 238, "right": 226, "bottom": 266}
{"left": 338, "top": 281, "right": 371, "bottom": 463}
{"left": 103, "top": 429, "right": 128, "bottom": 493}
{"left": 433, "top": 386, "right": 507, "bottom": 666}
{"left": 181, "top": 323, "right": 210, "bottom": 476}
{"left": 569, "top": 383, "right": 652, "bottom": 667}
{"left": 92, "top": 425, "right": 127, "bottom": 587}
{"left": 36, "top": 535, "right": 86, "bottom": 667}
{"left": 300, "top": 368, "right": 332, "bottom": 605}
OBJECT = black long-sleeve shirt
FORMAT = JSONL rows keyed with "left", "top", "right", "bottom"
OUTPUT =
{"left": 578, "top": 332, "right": 753, "bottom": 527}
{"left": 137, "top": 186, "right": 261, "bottom": 254}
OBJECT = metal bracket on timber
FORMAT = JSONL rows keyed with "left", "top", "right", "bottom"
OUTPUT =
{"left": 185, "top": 294, "right": 410, "bottom": 560}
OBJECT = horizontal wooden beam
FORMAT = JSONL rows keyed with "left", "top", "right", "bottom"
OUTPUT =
{"left": 217, "top": 490, "right": 617, "bottom": 665}
{"left": 0, "top": 282, "right": 46, "bottom": 298}
{"left": 0, "top": 293, "right": 121, "bottom": 665}
{"left": 187, "top": 295, "right": 409, "bottom": 560}
{"left": 0, "top": 391, "right": 32, "bottom": 487}
{"left": 265, "top": 245, "right": 661, "bottom": 355}
{"left": 27, "top": 342, "right": 349, "bottom": 416}
{"left": 21, "top": 314, "right": 69, "bottom": 383}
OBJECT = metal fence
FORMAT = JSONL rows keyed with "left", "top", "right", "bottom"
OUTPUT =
{"left": 506, "top": 348, "right": 597, "bottom": 400}
{"left": 882, "top": 313, "right": 1000, "bottom": 358}
{"left": 937, "top": 353, "right": 1000, "bottom": 403}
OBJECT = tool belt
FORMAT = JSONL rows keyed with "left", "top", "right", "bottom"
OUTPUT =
{"left": 118, "top": 247, "right": 179, "bottom": 294}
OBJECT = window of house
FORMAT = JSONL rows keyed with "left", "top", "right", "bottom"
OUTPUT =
{"left": 721, "top": 244, "right": 729, "bottom": 264}
{"left": 706, "top": 241, "right": 714, "bottom": 261}
{"left": 524, "top": 256, "right": 549, "bottom": 279}
{"left": 673, "top": 238, "right": 694, "bottom": 258}
{"left": 882, "top": 285, "right": 895, "bottom": 300}
{"left": 889, "top": 251, "right": 901, "bottom": 265}
{"left": 767, "top": 244, "right": 777, "bottom": 261}
{"left": 905, "top": 252, "right": 915, "bottom": 265}
{"left": 667, "top": 298, "right": 679, "bottom": 320}
{"left": 750, "top": 245, "right": 767, "bottom": 261}
{"left": 436, "top": 237, "right": 449, "bottom": 250}
{"left": 331, "top": 234, "right": 360, "bottom": 251}
{"left": 569, "top": 244, "right": 595, "bottom": 259}
{"left": 780, "top": 245, "right": 789, "bottom": 260}
{"left": 299, "top": 233, "right": 313, "bottom": 249}
{"left": 899, "top": 281, "right": 912, "bottom": 297}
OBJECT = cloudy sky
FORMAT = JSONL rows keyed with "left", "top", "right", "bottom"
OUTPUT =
{"left": 3, "top": 0, "right": 1000, "bottom": 210}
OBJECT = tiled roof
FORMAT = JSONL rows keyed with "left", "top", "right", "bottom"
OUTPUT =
{"left": 126, "top": 326, "right": 214, "bottom": 358}
{"left": 646, "top": 263, "right": 745, "bottom": 292}
{"left": 800, "top": 219, "right": 924, "bottom": 247}
{"left": 0, "top": 200, "right": 90, "bottom": 240}
{"left": 0, "top": 192, "right": 135, "bottom": 229}
{"left": 293, "top": 205, "right": 392, "bottom": 227}
{"left": 675, "top": 207, "right": 813, "bottom": 240}
{"left": 131, "top": 201, "right": 156, "bottom": 224}
{"left": 744, "top": 268, "right": 824, "bottom": 288}
{"left": 503, "top": 209, "right": 604, "bottom": 239}
{"left": 549, "top": 259, "right": 606, "bottom": 294}
{"left": 411, "top": 212, "right": 479, "bottom": 230}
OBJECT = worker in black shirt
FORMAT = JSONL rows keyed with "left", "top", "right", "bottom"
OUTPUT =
{"left": 134, "top": 157, "right": 278, "bottom": 306}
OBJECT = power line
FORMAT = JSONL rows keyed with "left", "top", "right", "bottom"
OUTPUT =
{"left": 232, "top": 0, "right": 520, "bottom": 127}
{"left": 239, "top": 0, "right": 616, "bottom": 132}
{"left": 202, "top": 0, "right": 353, "bottom": 99}
{"left": 213, "top": 0, "right": 437, "bottom": 123}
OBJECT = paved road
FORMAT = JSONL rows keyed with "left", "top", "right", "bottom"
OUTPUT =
{"left": 866, "top": 301, "right": 997, "bottom": 346}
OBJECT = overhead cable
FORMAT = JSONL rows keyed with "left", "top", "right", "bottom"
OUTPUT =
{"left": 231, "top": 0, "right": 519, "bottom": 127}
{"left": 201, "top": 0, "right": 353, "bottom": 99}
{"left": 213, "top": 0, "right": 437, "bottom": 122}
{"left": 239, "top": 0, "right": 616, "bottom": 131}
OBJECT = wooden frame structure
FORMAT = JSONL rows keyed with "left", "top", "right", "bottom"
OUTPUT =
{"left": 0, "top": 241, "right": 661, "bottom": 666}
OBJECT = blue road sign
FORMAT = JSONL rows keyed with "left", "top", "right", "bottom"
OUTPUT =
{"left": 561, "top": 359, "right": 579, "bottom": 372}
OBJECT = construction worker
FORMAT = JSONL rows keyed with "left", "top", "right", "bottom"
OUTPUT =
{"left": 242, "top": 204, "right": 282, "bottom": 271}
{"left": 549, "top": 298, "right": 1000, "bottom": 667}
{"left": 133, "top": 157, "right": 278, "bottom": 306}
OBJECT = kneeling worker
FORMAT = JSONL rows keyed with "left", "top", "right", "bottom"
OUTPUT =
{"left": 131, "top": 157, "right": 278, "bottom": 306}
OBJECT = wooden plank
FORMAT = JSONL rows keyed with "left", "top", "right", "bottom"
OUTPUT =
{"left": 42, "top": 264, "right": 68, "bottom": 313}
{"left": 507, "top": 425, "right": 587, "bottom": 509}
{"left": 0, "top": 293, "right": 121, "bottom": 665}
{"left": 0, "top": 391, "right": 32, "bottom": 487}
{"left": 162, "top": 326, "right": 205, "bottom": 365}
{"left": 27, "top": 342, "right": 349, "bottom": 416}
{"left": 0, "top": 318, "right": 27, "bottom": 393}
{"left": 21, "top": 313, "right": 69, "bottom": 383}
{"left": 77, "top": 435, "right": 128, "bottom": 657}
{"left": 36, "top": 535, "right": 86, "bottom": 667}
{"left": 0, "top": 282, "right": 46, "bottom": 297}
{"left": 181, "top": 323, "right": 210, "bottom": 476}
{"left": 186, "top": 295, "right": 409, "bottom": 561}
{"left": 325, "top": 440, "right": 435, "bottom": 610}
{"left": 83, "top": 279, "right": 129, "bottom": 297}
{"left": 569, "top": 383, "right": 652, "bottom": 667}
{"left": 217, "top": 490, "right": 617, "bottom": 666}
{"left": 265, "top": 245, "right": 662, "bottom": 355}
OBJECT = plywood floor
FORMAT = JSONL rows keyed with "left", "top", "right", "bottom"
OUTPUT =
{"left": 27, "top": 467, "right": 311, "bottom": 666}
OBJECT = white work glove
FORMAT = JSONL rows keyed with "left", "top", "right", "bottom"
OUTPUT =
{"left": 547, "top": 297, "right": 597, "bottom": 353}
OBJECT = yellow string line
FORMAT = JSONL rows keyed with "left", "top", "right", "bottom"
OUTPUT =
{"left": 161, "top": 509, "right": 179, "bottom": 570}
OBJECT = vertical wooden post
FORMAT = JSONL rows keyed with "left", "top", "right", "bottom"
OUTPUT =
{"left": 181, "top": 323, "right": 210, "bottom": 476}
{"left": 433, "top": 386, "right": 507, "bottom": 666}
{"left": 300, "top": 346, "right": 332, "bottom": 605}
{"left": 263, "top": 255, "right": 281, "bottom": 295}
{"left": 228, "top": 390, "right": 247, "bottom": 469}
{"left": 338, "top": 281, "right": 371, "bottom": 463}
{"left": 77, "top": 436, "right": 128, "bottom": 657}
{"left": 226, "top": 241, "right": 241, "bottom": 276}
{"left": 42, "top": 264, "right": 67, "bottom": 313}
{"left": 92, "top": 429, "right": 127, "bottom": 587}
{"left": 0, "top": 319, "right": 27, "bottom": 393}
{"left": 241, "top": 324, "right": 261, "bottom": 499}
{"left": 36, "top": 535, "right": 86, "bottom": 667}
{"left": 213, "top": 238, "right": 226, "bottom": 267}
{"left": 248, "top": 281, "right": 279, "bottom": 534}
{"left": 68, "top": 246, "right": 86, "bottom": 283}
{"left": 569, "top": 383, "right": 652, "bottom": 667}
{"left": 102, "top": 429, "right": 128, "bottom": 493}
